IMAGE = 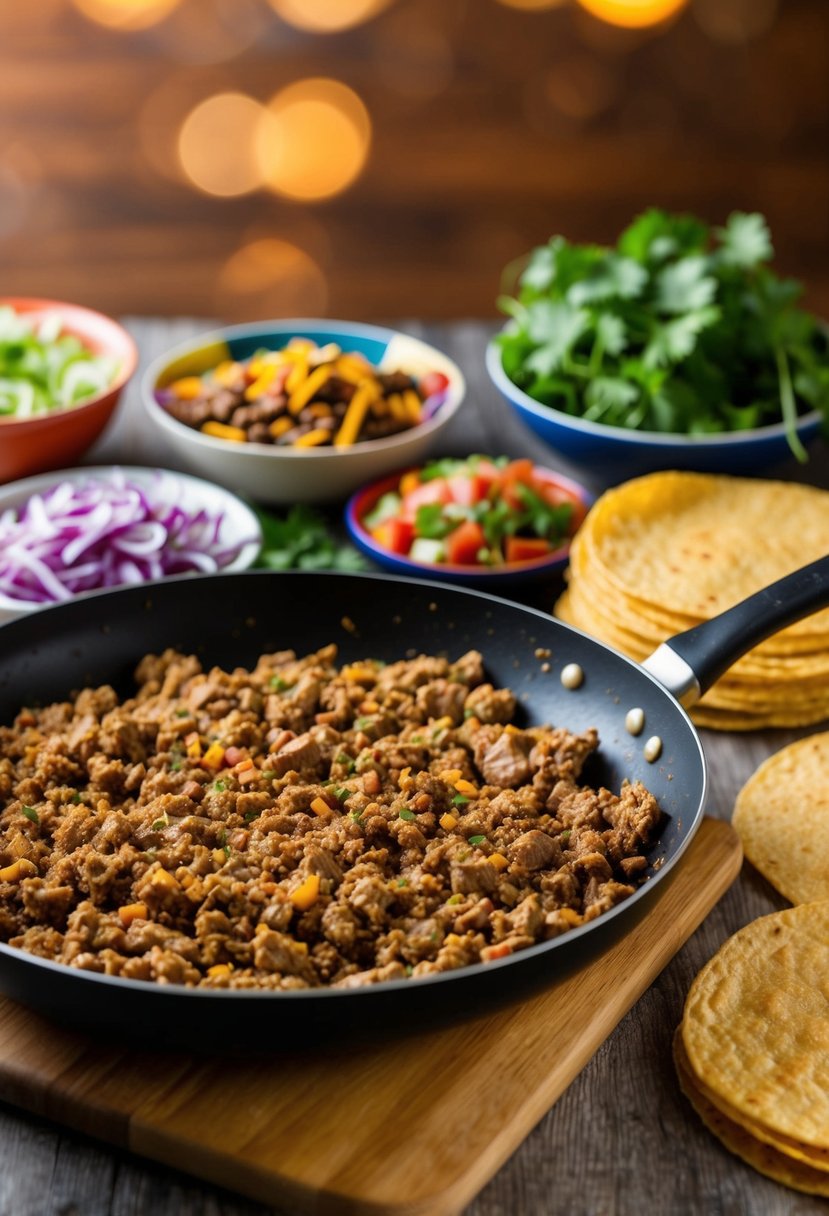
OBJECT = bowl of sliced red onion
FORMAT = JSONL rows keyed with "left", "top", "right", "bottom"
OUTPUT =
{"left": 0, "top": 466, "right": 262, "bottom": 622}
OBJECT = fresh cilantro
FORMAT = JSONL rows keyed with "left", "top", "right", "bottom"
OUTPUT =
{"left": 255, "top": 504, "right": 368, "bottom": 572}
{"left": 452, "top": 793, "right": 470, "bottom": 807}
{"left": 244, "top": 810, "right": 260, "bottom": 822}
{"left": 22, "top": 806, "right": 39, "bottom": 824}
{"left": 415, "top": 503, "right": 456, "bottom": 540}
{"left": 497, "top": 209, "right": 829, "bottom": 460}
{"left": 468, "top": 834, "right": 486, "bottom": 846}
{"left": 269, "top": 675, "right": 291, "bottom": 692}
{"left": 212, "top": 780, "right": 226, "bottom": 792}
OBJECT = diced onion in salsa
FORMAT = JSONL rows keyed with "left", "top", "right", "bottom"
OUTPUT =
{"left": 361, "top": 456, "right": 586, "bottom": 568}
{"left": 0, "top": 470, "right": 256, "bottom": 605}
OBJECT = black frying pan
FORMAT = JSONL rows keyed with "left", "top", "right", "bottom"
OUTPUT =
{"left": 0, "top": 561, "right": 827, "bottom": 1049}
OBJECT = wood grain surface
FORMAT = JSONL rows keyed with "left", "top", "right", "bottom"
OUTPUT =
{"left": 0, "top": 320, "right": 828, "bottom": 1216}
{"left": 0, "top": 819, "right": 740, "bottom": 1216}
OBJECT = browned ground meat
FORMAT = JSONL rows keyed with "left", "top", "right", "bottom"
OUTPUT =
{"left": 0, "top": 646, "right": 662, "bottom": 989}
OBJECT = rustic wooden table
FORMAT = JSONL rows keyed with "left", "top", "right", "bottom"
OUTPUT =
{"left": 1, "top": 320, "right": 827, "bottom": 1216}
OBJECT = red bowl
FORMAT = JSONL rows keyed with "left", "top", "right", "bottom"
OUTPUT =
{"left": 346, "top": 463, "right": 593, "bottom": 587}
{"left": 0, "top": 298, "right": 138, "bottom": 484}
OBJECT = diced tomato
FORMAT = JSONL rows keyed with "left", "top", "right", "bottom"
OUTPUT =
{"left": 385, "top": 517, "right": 415, "bottom": 555}
{"left": 447, "top": 472, "right": 493, "bottom": 507}
{"left": 499, "top": 458, "right": 536, "bottom": 508}
{"left": 418, "top": 370, "right": 449, "bottom": 399}
{"left": 446, "top": 520, "right": 487, "bottom": 566}
{"left": 401, "top": 478, "right": 452, "bottom": 517}
{"left": 505, "top": 536, "right": 554, "bottom": 564}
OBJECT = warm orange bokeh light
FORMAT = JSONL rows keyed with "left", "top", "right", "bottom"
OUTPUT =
{"left": 575, "top": 0, "right": 688, "bottom": 27}
{"left": 72, "top": 0, "right": 182, "bottom": 29}
{"left": 218, "top": 238, "right": 328, "bottom": 317}
{"left": 178, "top": 92, "right": 267, "bottom": 198}
{"left": 256, "top": 79, "right": 371, "bottom": 203}
{"left": 265, "top": 0, "right": 390, "bottom": 33}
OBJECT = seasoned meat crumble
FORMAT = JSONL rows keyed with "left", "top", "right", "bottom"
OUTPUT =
{"left": 0, "top": 646, "right": 661, "bottom": 989}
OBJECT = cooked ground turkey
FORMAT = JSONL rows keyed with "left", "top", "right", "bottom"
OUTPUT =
{"left": 0, "top": 646, "right": 661, "bottom": 989}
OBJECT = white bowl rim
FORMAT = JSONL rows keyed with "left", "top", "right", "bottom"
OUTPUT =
{"left": 485, "top": 335, "right": 821, "bottom": 448}
{"left": 0, "top": 464, "right": 262, "bottom": 616}
{"left": 142, "top": 318, "right": 466, "bottom": 460}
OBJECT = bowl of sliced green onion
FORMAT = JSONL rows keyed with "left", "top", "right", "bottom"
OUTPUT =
{"left": 0, "top": 298, "right": 137, "bottom": 484}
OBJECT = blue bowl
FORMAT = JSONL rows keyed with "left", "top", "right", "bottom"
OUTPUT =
{"left": 486, "top": 338, "right": 822, "bottom": 480}
{"left": 345, "top": 465, "right": 593, "bottom": 588}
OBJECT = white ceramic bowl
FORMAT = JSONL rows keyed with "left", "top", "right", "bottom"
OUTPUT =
{"left": 0, "top": 465, "right": 262, "bottom": 625}
{"left": 141, "top": 320, "right": 466, "bottom": 504}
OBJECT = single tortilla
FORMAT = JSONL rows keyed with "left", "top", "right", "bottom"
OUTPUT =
{"left": 733, "top": 733, "right": 829, "bottom": 905}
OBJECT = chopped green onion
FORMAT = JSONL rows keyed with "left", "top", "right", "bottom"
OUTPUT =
{"left": 468, "top": 834, "right": 486, "bottom": 846}
{"left": 399, "top": 809, "right": 416, "bottom": 821}
{"left": 452, "top": 794, "right": 470, "bottom": 807}
{"left": 22, "top": 806, "right": 39, "bottom": 824}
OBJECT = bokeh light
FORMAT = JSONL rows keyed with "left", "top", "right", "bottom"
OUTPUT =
{"left": 71, "top": 0, "right": 182, "bottom": 30}
{"left": 256, "top": 79, "right": 371, "bottom": 202}
{"left": 575, "top": 0, "right": 689, "bottom": 28}
{"left": 178, "top": 92, "right": 267, "bottom": 197}
{"left": 265, "top": 0, "right": 391, "bottom": 33}
{"left": 217, "top": 238, "right": 328, "bottom": 317}
{"left": 693, "top": 0, "right": 777, "bottom": 44}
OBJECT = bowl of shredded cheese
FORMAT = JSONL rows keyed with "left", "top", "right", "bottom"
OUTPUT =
{"left": 142, "top": 319, "right": 466, "bottom": 504}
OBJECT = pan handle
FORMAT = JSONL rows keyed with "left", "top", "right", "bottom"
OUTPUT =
{"left": 640, "top": 553, "right": 829, "bottom": 706}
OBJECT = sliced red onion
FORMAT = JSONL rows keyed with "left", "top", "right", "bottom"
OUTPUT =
{"left": 0, "top": 470, "right": 256, "bottom": 606}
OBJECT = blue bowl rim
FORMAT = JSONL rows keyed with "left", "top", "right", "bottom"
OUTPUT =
{"left": 141, "top": 318, "right": 466, "bottom": 460}
{"left": 345, "top": 463, "right": 594, "bottom": 582}
{"left": 485, "top": 334, "right": 821, "bottom": 449}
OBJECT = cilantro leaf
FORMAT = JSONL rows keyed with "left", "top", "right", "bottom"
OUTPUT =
{"left": 643, "top": 307, "right": 720, "bottom": 370}
{"left": 655, "top": 257, "right": 717, "bottom": 314}
{"left": 255, "top": 504, "right": 368, "bottom": 572}
{"left": 567, "top": 255, "right": 646, "bottom": 305}
{"left": 715, "top": 212, "right": 773, "bottom": 268}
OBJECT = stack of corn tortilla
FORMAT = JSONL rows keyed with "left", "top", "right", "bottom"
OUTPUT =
{"left": 674, "top": 902, "right": 829, "bottom": 1197}
{"left": 555, "top": 471, "right": 829, "bottom": 730}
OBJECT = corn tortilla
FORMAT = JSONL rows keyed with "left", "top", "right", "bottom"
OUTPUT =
{"left": 681, "top": 902, "right": 829, "bottom": 1150}
{"left": 573, "top": 472, "right": 829, "bottom": 644}
{"left": 733, "top": 734, "right": 829, "bottom": 905}
{"left": 674, "top": 1031, "right": 829, "bottom": 1195}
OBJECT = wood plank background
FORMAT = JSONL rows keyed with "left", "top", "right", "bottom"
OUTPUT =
{"left": 0, "top": 0, "right": 827, "bottom": 321}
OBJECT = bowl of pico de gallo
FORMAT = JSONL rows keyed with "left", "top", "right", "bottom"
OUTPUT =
{"left": 345, "top": 455, "right": 592, "bottom": 586}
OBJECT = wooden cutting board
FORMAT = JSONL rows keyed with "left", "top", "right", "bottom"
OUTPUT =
{"left": 0, "top": 818, "right": 739, "bottom": 1216}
